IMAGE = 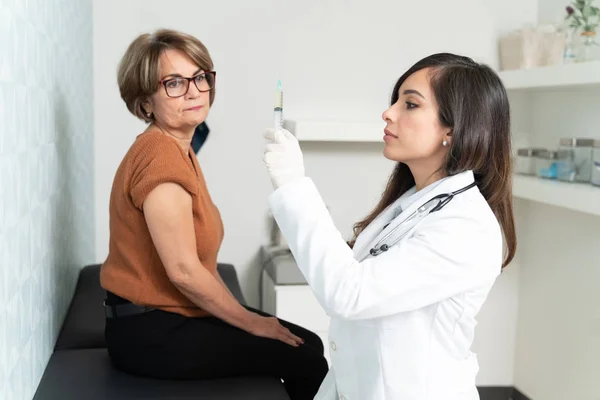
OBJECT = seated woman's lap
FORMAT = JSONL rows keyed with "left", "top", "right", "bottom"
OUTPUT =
{"left": 105, "top": 307, "right": 327, "bottom": 381}
{"left": 243, "top": 305, "right": 325, "bottom": 356}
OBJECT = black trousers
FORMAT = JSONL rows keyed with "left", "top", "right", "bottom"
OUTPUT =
{"left": 105, "top": 296, "right": 329, "bottom": 400}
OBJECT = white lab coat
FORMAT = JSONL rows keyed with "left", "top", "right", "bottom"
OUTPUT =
{"left": 268, "top": 170, "right": 503, "bottom": 400}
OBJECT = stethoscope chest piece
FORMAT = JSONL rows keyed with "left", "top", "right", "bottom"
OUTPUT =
{"left": 369, "top": 244, "right": 389, "bottom": 256}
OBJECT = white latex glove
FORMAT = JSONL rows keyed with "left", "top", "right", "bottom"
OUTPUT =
{"left": 263, "top": 128, "right": 305, "bottom": 189}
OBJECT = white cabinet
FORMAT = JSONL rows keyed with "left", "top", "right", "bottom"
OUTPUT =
{"left": 260, "top": 246, "right": 331, "bottom": 365}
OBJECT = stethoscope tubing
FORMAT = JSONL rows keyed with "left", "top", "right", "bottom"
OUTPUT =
{"left": 369, "top": 182, "right": 477, "bottom": 257}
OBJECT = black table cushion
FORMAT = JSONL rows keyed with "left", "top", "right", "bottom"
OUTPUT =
{"left": 217, "top": 263, "right": 247, "bottom": 306}
{"left": 54, "top": 264, "right": 107, "bottom": 350}
{"left": 54, "top": 263, "right": 247, "bottom": 351}
{"left": 33, "top": 348, "right": 290, "bottom": 400}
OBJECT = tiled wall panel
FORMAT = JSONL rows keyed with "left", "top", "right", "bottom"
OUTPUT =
{"left": 0, "top": 0, "right": 94, "bottom": 398}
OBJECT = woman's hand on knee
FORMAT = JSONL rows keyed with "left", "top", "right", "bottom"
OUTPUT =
{"left": 248, "top": 315, "right": 305, "bottom": 347}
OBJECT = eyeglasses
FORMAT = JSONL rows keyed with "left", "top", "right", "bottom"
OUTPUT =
{"left": 159, "top": 71, "right": 216, "bottom": 98}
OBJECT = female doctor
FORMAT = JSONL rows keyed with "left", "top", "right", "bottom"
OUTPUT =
{"left": 263, "top": 53, "right": 517, "bottom": 400}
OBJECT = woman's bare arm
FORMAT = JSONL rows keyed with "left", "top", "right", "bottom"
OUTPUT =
{"left": 143, "top": 182, "right": 253, "bottom": 329}
{"left": 142, "top": 182, "right": 302, "bottom": 347}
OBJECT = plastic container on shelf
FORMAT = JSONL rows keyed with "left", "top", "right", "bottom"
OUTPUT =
{"left": 536, "top": 149, "right": 571, "bottom": 179}
{"left": 515, "top": 148, "right": 546, "bottom": 175}
{"left": 558, "top": 138, "right": 594, "bottom": 182}
{"left": 592, "top": 140, "right": 600, "bottom": 186}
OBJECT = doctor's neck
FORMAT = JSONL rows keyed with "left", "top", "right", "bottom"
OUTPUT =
{"left": 410, "top": 166, "right": 447, "bottom": 192}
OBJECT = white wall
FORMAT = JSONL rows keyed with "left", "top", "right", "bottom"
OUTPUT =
{"left": 537, "top": 0, "right": 571, "bottom": 25}
{"left": 0, "top": 0, "right": 95, "bottom": 398}
{"left": 93, "top": 0, "right": 537, "bottom": 387}
{"left": 472, "top": 253, "right": 521, "bottom": 386}
{"left": 507, "top": 0, "right": 600, "bottom": 397}
{"left": 510, "top": 85, "right": 600, "bottom": 399}
{"left": 514, "top": 201, "right": 600, "bottom": 400}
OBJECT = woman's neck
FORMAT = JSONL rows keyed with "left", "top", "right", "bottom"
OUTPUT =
{"left": 148, "top": 123, "right": 193, "bottom": 153}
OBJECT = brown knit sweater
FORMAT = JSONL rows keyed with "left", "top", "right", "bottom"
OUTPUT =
{"left": 100, "top": 131, "right": 224, "bottom": 317}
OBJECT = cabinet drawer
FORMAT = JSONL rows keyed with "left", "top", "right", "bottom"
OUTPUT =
{"left": 275, "top": 285, "right": 330, "bottom": 332}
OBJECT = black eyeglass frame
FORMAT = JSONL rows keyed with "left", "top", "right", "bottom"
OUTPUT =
{"left": 158, "top": 71, "right": 217, "bottom": 98}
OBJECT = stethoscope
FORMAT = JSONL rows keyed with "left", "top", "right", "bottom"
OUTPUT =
{"left": 369, "top": 182, "right": 478, "bottom": 257}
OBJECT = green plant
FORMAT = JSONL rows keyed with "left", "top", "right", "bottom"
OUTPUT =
{"left": 565, "top": 0, "right": 600, "bottom": 32}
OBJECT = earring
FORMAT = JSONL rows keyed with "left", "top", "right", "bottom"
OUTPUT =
{"left": 442, "top": 140, "right": 448, "bottom": 147}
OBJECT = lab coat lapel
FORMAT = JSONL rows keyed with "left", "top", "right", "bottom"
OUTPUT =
{"left": 355, "top": 171, "right": 476, "bottom": 262}
{"left": 351, "top": 193, "right": 409, "bottom": 261}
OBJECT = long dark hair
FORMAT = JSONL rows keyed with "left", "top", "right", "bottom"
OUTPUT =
{"left": 350, "top": 53, "right": 516, "bottom": 269}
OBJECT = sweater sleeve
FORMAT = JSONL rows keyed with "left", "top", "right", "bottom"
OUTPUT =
{"left": 129, "top": 135, "right": 199, "bottom": 209}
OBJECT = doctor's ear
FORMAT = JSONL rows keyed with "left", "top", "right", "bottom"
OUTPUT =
{"left": 442, "top": 131, "right": 453, "bottom": 147}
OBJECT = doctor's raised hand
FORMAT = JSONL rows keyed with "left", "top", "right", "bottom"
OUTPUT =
{"left": 263, "top": 128, "right": 305, "bottom": 189}
{"left": 262, "top": 53, "right": 517, "bottom": 400}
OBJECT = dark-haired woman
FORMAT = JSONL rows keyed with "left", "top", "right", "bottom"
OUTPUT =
{"left": 262, "top": 53, "right": 516, "bottom": 400}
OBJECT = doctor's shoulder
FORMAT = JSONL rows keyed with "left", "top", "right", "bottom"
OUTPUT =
{"left": 420, "top": 191, "right": 504, "bottom": 274}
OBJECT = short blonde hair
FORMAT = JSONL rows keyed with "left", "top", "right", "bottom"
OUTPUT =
{"left": 117, "top": 29, "right": 215, "bottom": 123}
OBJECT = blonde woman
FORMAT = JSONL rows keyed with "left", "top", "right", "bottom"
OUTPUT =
{"left": 100, "top": 29, "right": 327, "bottom": 400}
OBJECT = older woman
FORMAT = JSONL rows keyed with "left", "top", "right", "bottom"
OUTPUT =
{"left": 100, "top": 29, "right": 328, "bottom": 400}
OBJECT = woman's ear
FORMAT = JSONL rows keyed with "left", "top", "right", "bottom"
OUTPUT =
{"left": 141, "top": 101, "right": 153, "bottom": 118}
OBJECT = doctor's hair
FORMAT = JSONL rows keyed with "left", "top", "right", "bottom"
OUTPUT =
{"left": 349, "top": 53, "right": 516, "bottom": 269}
{"left": 117, "top": 29, "right": 216, "bottom": 123}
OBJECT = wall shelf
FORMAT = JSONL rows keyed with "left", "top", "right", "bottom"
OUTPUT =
{"left": 283, "top": 119, "right": 385, "bottom": 142}
{"left": 513, "top": 174, "right": 600, "bottom": 217}
{"left": 499, "top": 61, "right": 600, "bottom": 90}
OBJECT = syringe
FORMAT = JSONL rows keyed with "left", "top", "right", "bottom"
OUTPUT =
{"left": 274, "top": 80, "right": 283, "bottom": 130}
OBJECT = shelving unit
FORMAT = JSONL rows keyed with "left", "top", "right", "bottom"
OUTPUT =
{"left": 283, "top": 119, "right": 384, "bottom": 142}
{"left": 499, "top": 61, "right": 600, "bottom": 90}
{"left": 512, "top": 174, "right": 600, "bottom": 217}
{"left": 500, "top": 61, "right": 600, "bottom": 217}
